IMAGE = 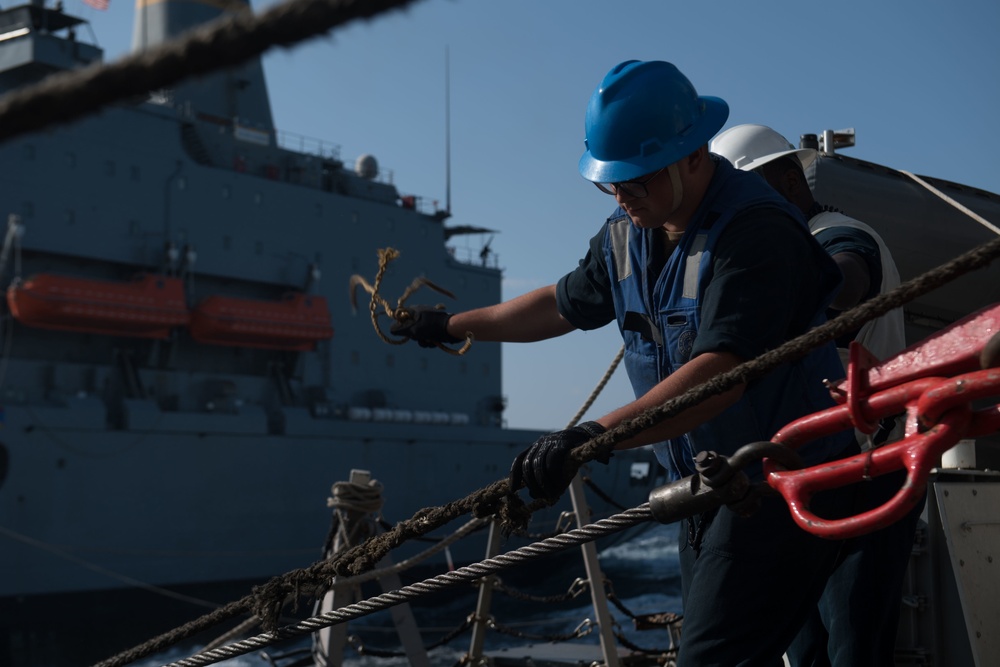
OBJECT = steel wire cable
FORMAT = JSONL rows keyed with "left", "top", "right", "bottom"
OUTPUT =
{"left": 25, "top": 2, "right": 995, "bottom": 659}
{"left": 160, "top": 504, "right": 653, "bottom": 667}
{"left": 92, "top": 231, "right": 1000, "bottom": 667}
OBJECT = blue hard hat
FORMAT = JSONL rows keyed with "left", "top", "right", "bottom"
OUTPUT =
{"left": 579, "top": 60, "right": 729, "bottom": 183}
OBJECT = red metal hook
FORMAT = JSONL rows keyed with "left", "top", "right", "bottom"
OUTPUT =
{"left": 769, "top": 371, "right": 1000, "bottom": 540}
{"left": 761, "top": 303, "right": 1000, "bottom": 540}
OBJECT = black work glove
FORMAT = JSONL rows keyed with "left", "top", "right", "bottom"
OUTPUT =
{"left": 509, "top": 421, "right": 610, "bottom": 500}
{"left": 390, "top": 306, "right": 463, "bottom": 348}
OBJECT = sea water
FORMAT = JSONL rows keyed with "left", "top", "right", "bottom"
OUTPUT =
{"left": 130, "top": 523, "right": 683, "bottom": 667}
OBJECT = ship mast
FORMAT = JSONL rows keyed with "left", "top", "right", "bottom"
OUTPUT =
{"left": 445, "top": 45, "right": 452, "bottom": 216}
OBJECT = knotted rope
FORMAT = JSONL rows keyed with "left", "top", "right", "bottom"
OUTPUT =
{"left": 349, "top": 247, "right": 474, "bottom": 355}
{"left": 92, "top": 233, "right": 1000, "bottom": 667}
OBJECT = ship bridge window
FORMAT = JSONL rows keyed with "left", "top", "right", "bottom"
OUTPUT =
{"left": 320, "top": 163, "right": 336, "bottom": 191}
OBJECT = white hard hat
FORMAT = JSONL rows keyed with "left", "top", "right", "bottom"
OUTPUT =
{"left": 710, "top": 124, "right": 817, "bottom": 173}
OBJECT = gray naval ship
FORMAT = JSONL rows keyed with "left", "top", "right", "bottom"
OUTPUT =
{"left": 0, "top": 0, "right": 663, "bottom": 658}
{"left": 2, "top": 2, "right": 1000, "bottom": 667}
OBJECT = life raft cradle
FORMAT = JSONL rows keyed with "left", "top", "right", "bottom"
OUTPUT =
{"left": 5, "top": 272, "right": 334, "bottom": 351}
{"left": 648, "top": 301, "right": 1000, "bottom": 541}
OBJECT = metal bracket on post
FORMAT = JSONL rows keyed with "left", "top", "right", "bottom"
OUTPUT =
{"left": 467, "top": 474, "right": 621, "bottom": 667}
{"left": 312, "top": 469, "right": 430, "bottom": 667}
{"left": 374, "top": 555, "right": 430, "bottom": 667}
{"left": 467, "top": 520, "right": 504, "bottom": 665}
{"left": 568, "top": 472, "right": 621, "bottom": 667}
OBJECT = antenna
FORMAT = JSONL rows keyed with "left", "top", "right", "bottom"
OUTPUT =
{"left": 445, "top": 45, "right": 452, "bottom": 216}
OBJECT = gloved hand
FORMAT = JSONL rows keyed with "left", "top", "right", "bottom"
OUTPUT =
{"left": 390, "top": 306, "right": 463, "bottom": 348}
{"left": 509, "top": 421, "right": 611, "bottom": 500}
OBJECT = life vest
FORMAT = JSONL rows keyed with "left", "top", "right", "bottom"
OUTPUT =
{"left": 810, "top": 210, "right": 906, "bottom": 365}
{"left": 603, "top": 162, "right": 849, "bottom": 480}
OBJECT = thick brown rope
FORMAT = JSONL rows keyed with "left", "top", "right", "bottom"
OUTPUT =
{"left": 566, "top": 344, "right": 626, "bottom": 429}
{"left": 257, "top": 234, "right": 1000, "bottom": 615}
{"left": 93, "top": 234, "right": 1000, "bottom": 667}
{"left": 575, "top": 235, "right": 1000, "bottom": 456}
{"left": 0, "top": 0, "right": 427, "bottom": 144}
{"left": 41, "top": 2, "right": 993, "bottom": 649}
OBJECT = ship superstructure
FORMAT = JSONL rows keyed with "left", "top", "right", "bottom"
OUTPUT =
{"left": 2, "top": 4, "right": 1000, "bottom": 667}
{"left": 0, "top": 0, "right": 659, "bottom": 617}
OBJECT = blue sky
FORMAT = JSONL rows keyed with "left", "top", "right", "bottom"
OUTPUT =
{"left": 77, "top": 0, "right": 1000, "bottom": 431}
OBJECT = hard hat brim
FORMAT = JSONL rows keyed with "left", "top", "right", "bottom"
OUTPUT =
{"left": 730, "top": 147, "right": 818, "bottom": 174}
{"left": 579, "top": 96, "right": 729, "bottom": 183}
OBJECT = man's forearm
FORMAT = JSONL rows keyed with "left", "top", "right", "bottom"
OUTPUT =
{"left": 447, "top": 284, "right": 576, "bottom": 342}
{"left": 596, "top": 350, "right": 746, "bottom": 449}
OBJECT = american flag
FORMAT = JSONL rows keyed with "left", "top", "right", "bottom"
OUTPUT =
{"left": 83, "top": 0, "right": 109, "bottom": 10}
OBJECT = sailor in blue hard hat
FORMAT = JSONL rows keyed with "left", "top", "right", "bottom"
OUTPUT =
{"left": 579, "top": 60, "right": 728, "bottom": 229}
{"left": 392, "top": 60, "right": 861, "bottom": 665}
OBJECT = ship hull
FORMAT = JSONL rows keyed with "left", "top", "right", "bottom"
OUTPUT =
{"left": 2, "top": 3, "right": 998, "bottom": 665}
{"left": 0, "top": 18, "right": 665, "bottom": 624}
{"left": 0, "top": 413, "right": 660, "bottom": 599}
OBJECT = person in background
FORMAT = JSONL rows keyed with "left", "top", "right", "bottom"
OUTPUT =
{"left": 393, "top": 60, "right": 879, "bottom": 665}
{"left": 710, "top": 124, "right": 906, "bottom": 366}
{"left": 712, "top": 124, "right": 918, "bottom": 666}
